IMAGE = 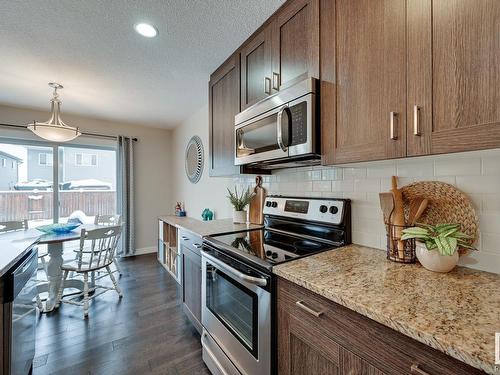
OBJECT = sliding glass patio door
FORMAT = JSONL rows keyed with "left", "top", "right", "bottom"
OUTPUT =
{"left": 0, "top": 138, "right": 116, "bottom": 228}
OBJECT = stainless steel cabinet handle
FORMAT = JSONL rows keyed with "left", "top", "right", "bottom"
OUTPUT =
{"left": 272, "top": 72, "right": 280, "bottom": 90}
{"left": 390, "top": 111, "right": 398, "bottom": 140}
{"left": 264, "top": 77, "right": 271, "bottom": 95}
{"left": 411, "top": 364, "right": 431, "bottom": 375}
{"left": 413, "top": 105, "right": 421, "bottom": 136}
{"left": 181, "top": 236, "right": 189, "bottom": 241}
{"left": 277, "top": 105, "right": 289, "bottom": 152}
{"left": 193, "top": 243, "right": 202, "bottom": 249}
{"left": 295, "top": 300, "right": 324, "bottom": 317}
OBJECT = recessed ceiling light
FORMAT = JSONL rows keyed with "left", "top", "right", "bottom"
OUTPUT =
{"left": 134, "top": 23, "right": 158, "bottom": 38}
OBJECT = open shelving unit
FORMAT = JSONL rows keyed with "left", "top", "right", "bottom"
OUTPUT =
{"left": 158, "top": 220, "right": 181, "bottom": 283}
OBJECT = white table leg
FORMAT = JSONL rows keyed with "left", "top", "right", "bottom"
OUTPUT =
{"left": 45, "top": 242, "right": 64, "bottom": 312}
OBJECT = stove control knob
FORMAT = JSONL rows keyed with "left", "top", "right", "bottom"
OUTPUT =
{"left": 271, "top": 201, "right": 278, "bottom": 208}
{"left": 265, "top": 201, "right": 272, "bottom": 207}
{"left": 329, "top": 206, "right": 339, "bottom": 214}
{"left": 319, "top": 205, "right": 328, "bottom": 213}
{"left": 266, "top": 250, "right": 272, "bottom": 256}
{"left": 271, "top": 252, "right": 278, "bottom": 259}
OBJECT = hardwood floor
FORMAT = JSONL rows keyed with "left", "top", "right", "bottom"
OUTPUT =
{"left": 33, "top": 254, "right": 210, "bottom": 375}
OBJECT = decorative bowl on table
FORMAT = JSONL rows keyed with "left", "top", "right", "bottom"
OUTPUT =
{"left": 36, "top": 223, "right": 81, "bottom": 234}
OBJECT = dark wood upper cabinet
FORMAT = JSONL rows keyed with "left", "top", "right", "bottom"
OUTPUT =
{"left": 272, "top": 0, "right": 319, "bottom": 91}
{"left": 209, "top": 54, "right": 240, "bottom": 177}
{"left": 407, "top": 0, "right": 500, "bottom": 156}
{"left": 321, "top": 0, "right": 407, "bottom": 164}
{"left": 240, "top": 25, "right": 273, "bottom": 111}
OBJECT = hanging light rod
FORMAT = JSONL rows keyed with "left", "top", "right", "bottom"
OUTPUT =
{"left": 27, "top": 82, "right": 81, "bottom": 142}
{"left": 0, "top": 123, "right": 138, "bottom": 142}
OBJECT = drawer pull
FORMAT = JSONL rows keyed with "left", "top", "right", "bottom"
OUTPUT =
{"left": 411, "top": 364, "right": 431, "bottom": 375}
{"left": 295, "top": 300, "right": 323, "bottom": 317}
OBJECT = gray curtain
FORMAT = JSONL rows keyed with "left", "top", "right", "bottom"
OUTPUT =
{"left": 117, "top": 136, "right": 135, "bottom": 256}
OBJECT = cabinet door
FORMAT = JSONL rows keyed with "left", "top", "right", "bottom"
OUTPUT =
{"left": 341, "top": 348, "right": 386, "bottom": 375}
{"left": 407, "top": 0, "right": 500, "bottom": 155}
{"left": 278, "top": 307, "right": 340, "bottom": 375}
{"left": 321, "top": 0, "right": 407, "bottom": 164}
{"left": 209, "top": 54, "right": 240, "bottom": 176}
{"left": 272, "top": 0, "right": 319, "bottom": 91}
{"left": 240, "top": 25, "right": 273, "bottom": 110}
{"left": 182, "top": 244, "right": 202, "bottom": 333}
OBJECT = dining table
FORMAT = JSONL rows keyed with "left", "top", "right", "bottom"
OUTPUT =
{"left": 10, "top": 224, "right": 102, "bottom": 312}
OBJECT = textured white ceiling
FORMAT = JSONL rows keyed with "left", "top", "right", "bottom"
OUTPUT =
{"left": 0, "top": 0, "right": 285, "bottom": 128}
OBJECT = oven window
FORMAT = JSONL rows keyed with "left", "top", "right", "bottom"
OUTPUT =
{"left": 206, "top": 264, "right": 259, "bottom": 357}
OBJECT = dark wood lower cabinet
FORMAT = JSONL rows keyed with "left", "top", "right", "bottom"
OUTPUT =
{"left": 277, "top": 277, "right": 485, "bottom": 375}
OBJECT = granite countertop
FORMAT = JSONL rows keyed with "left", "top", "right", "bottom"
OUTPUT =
{"left": 158, "top": 215, "right": 263, "bottom": 237}
{"left": 0, "top": 230, "right": 40, "bottom": 277}
{"left": 273, "top": 244, "right": 500, "bottom": 374}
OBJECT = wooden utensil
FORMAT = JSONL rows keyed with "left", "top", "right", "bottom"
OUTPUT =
{"left": 390, "top": 176, "right": 406, "bottom": 259}
{"left": 379, "top": 193, "right": 395, "bottom": 224}
{"left": 408, "top": 198, "right": 429, "bottom": 226}
{"left": 249, "top": 176, "right": 266, "bottom": 225}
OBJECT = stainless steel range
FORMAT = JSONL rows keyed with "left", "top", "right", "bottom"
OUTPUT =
{"left": 201, "top": 196, "right": 351, "bottom": 375}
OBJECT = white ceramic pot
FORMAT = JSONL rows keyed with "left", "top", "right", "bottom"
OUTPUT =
{"left": 233, "top": 210, "right": 247, "bottom": 224}
{"left": 415, "top": 241, "right": 459, "bottom": 273}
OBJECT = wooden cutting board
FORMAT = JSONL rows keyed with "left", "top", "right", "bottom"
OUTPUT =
{"left": 249, "top": 176, "right": 266, "bottom": 225}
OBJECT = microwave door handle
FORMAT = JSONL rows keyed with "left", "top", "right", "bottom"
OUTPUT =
{"left": 201, "top": 250, "right": 267, "bottom": 287}
{"left": 277, "top": 106, "right": 291, "bottom": 152}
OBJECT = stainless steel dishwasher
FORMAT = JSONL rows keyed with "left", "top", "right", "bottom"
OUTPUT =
{"left": 2, "top": 248, "right": 38, "bottom": 375}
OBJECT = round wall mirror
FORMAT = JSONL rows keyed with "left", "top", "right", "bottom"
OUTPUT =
{"left": 185, "top": 135, "right": 204, "bottom": 183}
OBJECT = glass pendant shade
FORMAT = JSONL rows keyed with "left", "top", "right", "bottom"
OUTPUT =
{"left": 28, "top": 83, "right": 81, "bottom": 142}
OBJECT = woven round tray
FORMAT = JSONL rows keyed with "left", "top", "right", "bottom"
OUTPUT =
{"left": 400, "top": 181, "right": 479, "bottom": 253}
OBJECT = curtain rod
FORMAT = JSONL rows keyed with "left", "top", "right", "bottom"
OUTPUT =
{"left": 0, "top": 123, "right": 138, "bottom": 142}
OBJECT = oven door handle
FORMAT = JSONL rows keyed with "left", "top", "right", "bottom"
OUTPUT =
{"left": 201, "top": 250, "right": 268, "bottom": 287}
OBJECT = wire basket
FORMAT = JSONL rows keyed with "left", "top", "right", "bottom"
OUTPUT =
{"left": 385, "top": 223, "right": 416, "bottom": 263}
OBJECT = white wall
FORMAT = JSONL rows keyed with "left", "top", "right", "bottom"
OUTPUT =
{"left": 0, "top": 104, "right": 172, "bottom": 253}
{"left": 171, "top": 104, "right": 250, "bottom": 220}
{"left": 171, "top": 105, "right": 500, "bottom": 274}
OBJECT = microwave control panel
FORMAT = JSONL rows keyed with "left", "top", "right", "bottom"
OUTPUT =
{"left": 290, "top": 101, "right": 307, "bottom": 146}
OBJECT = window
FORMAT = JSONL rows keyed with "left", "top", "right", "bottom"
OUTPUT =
{"left": 39, "top": 153, "right": 53, "bottom": 166}
{"left": 75, "top": 153, "right": 98, "bottom": 166}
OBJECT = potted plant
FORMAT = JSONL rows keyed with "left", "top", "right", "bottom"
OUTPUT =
{"left": 227, "top": 187, "right": 254, "bottom": 224}
{"left": 401, "top": 223, "right": 474, "bottom": 273}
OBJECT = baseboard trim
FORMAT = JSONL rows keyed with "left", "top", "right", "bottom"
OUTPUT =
{"left": 134, "top": 246, "right": 156, "bottom": 256}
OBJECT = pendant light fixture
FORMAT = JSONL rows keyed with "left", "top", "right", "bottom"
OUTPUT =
{"left": 28, "top": 82, "right": 81, "bottom": 142}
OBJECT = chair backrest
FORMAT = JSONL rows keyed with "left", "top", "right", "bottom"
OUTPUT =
{"left": 75, "top": 226, "right": 122, "bottom": 271}
{"left": 0, "top": 220, "right": 28, "bottom": 233}
{"left": 94, "top": 214, "right": 121, "bottom": 226}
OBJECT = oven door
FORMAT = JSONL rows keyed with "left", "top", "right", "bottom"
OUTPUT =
{"left": 235, "top": 93, "right": 315, "bottom": 166}
{"left": 201, "top": 248, "right": 271, "bottom": 375}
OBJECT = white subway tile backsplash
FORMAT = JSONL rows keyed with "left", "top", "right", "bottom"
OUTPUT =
{"left": 312, "top": 180, "right": 332, "bottom": 192}
{"left": 456, "top": 175, "right": 500, "bottom": 194}
{"left": 266, "top": 148, "right": 500, "bottom": 274}
{"left": 434, "top": 156, "right": 481, "bottom": 176}
{"left": 354, "top": 178, "right": 381, "bottom": 192}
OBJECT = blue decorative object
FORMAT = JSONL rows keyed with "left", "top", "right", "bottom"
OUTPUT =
{"left": 37, "top": 223, "right": 81, "bottom": 234}
{"left": 201, "top": 208, "right": 214, "bottom": 221}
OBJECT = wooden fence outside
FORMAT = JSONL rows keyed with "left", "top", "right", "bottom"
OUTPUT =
{"left": 0, "top": 190, "right": 116, "bottom": 222}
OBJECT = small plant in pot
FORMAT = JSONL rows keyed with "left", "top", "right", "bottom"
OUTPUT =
{"left": 227, "top": 187, "right": 254, "bottom": 224}
{"left": 401, "top": 223, "right": 474, "bottom": 273}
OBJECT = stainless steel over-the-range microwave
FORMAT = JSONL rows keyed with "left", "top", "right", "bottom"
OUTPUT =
{"left": 234, "top": 78, "right": 320, "bottom": 169}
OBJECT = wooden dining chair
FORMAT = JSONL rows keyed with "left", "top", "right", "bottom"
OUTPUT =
{"left": 0, "top": 220, "right": 44, "bottom": 311}
{"left": 56, "top": 225, "right": 122, "bottom": 318}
